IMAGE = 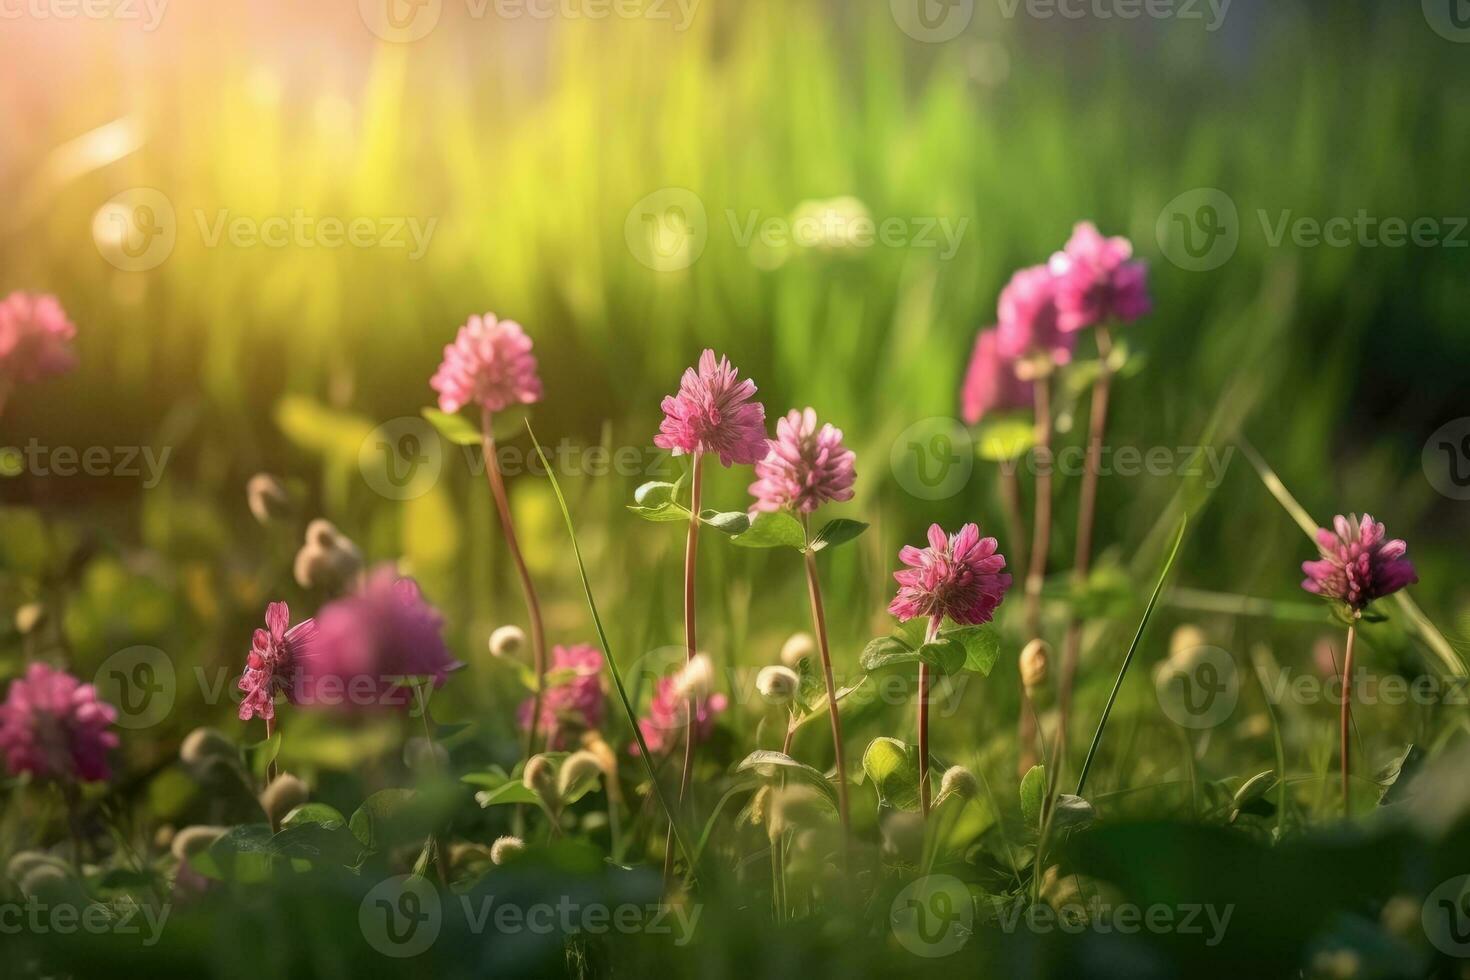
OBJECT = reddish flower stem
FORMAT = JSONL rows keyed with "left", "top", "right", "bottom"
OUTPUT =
{"left": 1341, "top": 622, "right": 1358, "bottom": 817}
{"left": 665, "top": 452, "right": 704, "bottom": 883}
{"left": 481, "top": 410, "right": 548, "bottom": 760}
{"left": 264, "top": 715, "right": 278, "bottom": 785}
{"left": 919, "top": 617, "right": 941, "bottom": 817}
{"left": 1056, "top": 326, "right": 1113, "bottom": 768}
{"left": 801, "top": 516, "right": 851, "bottom": 842}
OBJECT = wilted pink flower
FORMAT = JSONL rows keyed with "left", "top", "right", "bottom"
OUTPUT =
{"left": 297, "top": 566, "right": 461, "bottom": 711}
{"left": 0, "top": 292, "right": 78, "bottom": 388}
{"left": 518, "top": 644, "right": 604, "bottom": 750}
{"left": 0, "top": 663, "right": 118, "bottom": 783}
{"left": 1301, "top": 513, "right": 1418, "bottom": 612}
{"left": 654, "top": 350, "right": 768, "bottom": 467}
{"left": 749, "top": 408, "right": 856, "bottom": 514}
{"left": 961, "top": 328, "right": 1032, "bottom": 426}
{"left": 890, "top": 523, "right": 1012, "bottom": 625}
{"left": 237, "top": 601, "right": 319, "bottom": 722}
{"left": 996, "top": 265, "right": 1075, "bottom": 365}
{"left": 430, "top": 313, "right": 543, "bottom": 415}
{"left": 1049, "top": 222, "right": 1151, "bottom": 332}
{"left": 632, "top": 672, "right": 728, "bottom": 756}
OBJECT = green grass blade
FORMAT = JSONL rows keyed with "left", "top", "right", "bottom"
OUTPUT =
{"left": 1075, "top": 515, "right": 1189, "bottom": 797}
{"left": 527, "top": 423, "right": 697, "bottom": 877}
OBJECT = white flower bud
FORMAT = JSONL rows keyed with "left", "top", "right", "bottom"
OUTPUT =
{"left": 523, "top": 754, "right": 559, "bottom": 808}
{"left": 557, "top": 750, "right": 604, "bottom": 800}
{"left": 246, "top": 473, "right": 291, "bottom": 526}
{"left": 490, "top": 835, "right": 525, "bottom": 865}
{"left": 260, "top": 773, "right": 309, "bottom": 830}
{"left": 780, "top": 632, "right": 816, "bottom": 668}
{"left": 489, "top": 625, "right": 527, "bottom": 659}
{"left": 170, "top": 825, "right": 229, "bottom": 863}
{"left": 294, "top": 520, "right": 362, "bottom": 591}
{"left": 1020, "top": 639, "right": 1050, "bottom": 690}
{"left": 756, "top": 665, "right": 800, "bottom": 703}
{"left": 180, "top": 727, "right": 236, "bottom": 767}
{"left": 673, "top": 653, "right": 715, "bottom": 702}
{"left": 940, "top": 765, "right": 977, "bottom": 802}
{"left": 14, "top": 603, "right": 46, "bottom": 635}
{"left": 1169, "top": 624, "right": 1208, "bottom": 660}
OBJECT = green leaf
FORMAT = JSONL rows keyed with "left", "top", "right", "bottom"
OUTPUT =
{"left": 917, "top": 637, "right": 967, "bottom": 675}
{"left": 280, "top": 803, "right": 347, "bottom": 831}
{"left": 421, "top": 407, "right": 482, "bottom": 446}
{"left": 808, "top": 519, "right": 869, "bottom": 552}
{"left": 974, "top": 413, "right": 1037, "bottom": 462}
{"left": 736, "top": 750, "right": 838, "bottom": 805}
{"left": 349, "top": 789, "right": 431, "bottom": 852}
{"left": 200, "top": 824, "right": 277, "bottom": 883}
{"left": 699, "top": 510, "right": 751, "bottom": 535}
{"left": 1229, "top": 771, "right": 1278, "bottom": 822}
{"left": 1020, "top": 765, "right": 1047, "bottom": 829}
{"left": 731, "top": 510, "right": 806, "bottom": 550}
{"left": 1052, "top": 794, "right": 1096, "bottom": 832}
{"left": 474, "top": 781, "right": 542, "bottom": 808}
{"left": 941, "top": 623, "right": 1001, "bottom": 675}
{"left": 460, "top": 767, "right": 510, "bottom": 790}
{"left": 269, "top": 822, "right": 361, "bottom": 866}
{"left": 859, "top": 634, "right": 919, "bottom": 673}
{"left": 632, "top": 481, "right": 678, "bottom": 508}
{"left": 862, "top": 737, "right": 922, "bottom": 812}
{"left": 247, "top": 731, "right": 282, "bottom": 784}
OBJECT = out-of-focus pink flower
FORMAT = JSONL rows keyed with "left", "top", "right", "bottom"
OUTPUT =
{"left": 297, "top": 566, "right": 461, "bottom": 711}
{"left": 0, "top": 292, "right": 78, "bottom": 388}
{"left": 654, "top": 350, "right": 768, "bottom": 467}
{"left": 1301, "top": 513, "right": 1418, "bottom": 612}
{"left": 1049, "top": 222, "right": 1151, "bottom": 332}
{"left": 0, "top": 663, "right": 118, "bottom": 783}
{"left": 889, "top": 523, "right": 1012, "bottom": 625}
{"left": 430, "top": 313, "right": 543, "bottom": 415}
{"left": 632, "top": 656, "right": 728, "bottom": 756}
{"left": 237, "top": 601, "right": 319, "bottom": 722}
{"left": 961, "top": 328, "right": 1032, "bottom": 426}
{"left": 749, "top": 408, "right": 856, "bottom": 514}
{"left": 996, "top": 265, "right": 1075, "bottom": 365}
{"left": 518, "top": 644, "right": 604, "bottom": 749}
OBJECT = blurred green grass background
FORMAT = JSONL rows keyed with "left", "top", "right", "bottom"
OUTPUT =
{"left": 1, "top": 0, "right": 1467, "bottom": 794}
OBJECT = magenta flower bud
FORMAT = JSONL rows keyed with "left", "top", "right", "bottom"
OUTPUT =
{"left": 1301, "top": 513, "right": 1418, "bottom": 612}
{"left": 960, "top": 327, "right": 1032, "bottom": 426}
{"left": 654, "top": 349, "right": 768, "bottom": 467}
{"left": 0, "top": 663, "right": 118, "bottom": 783}
{"left": 889, "top": 523, "right": 1013, "bottom": 625}
{"left": 749, "top": 408, "right": 856, "bottom": 515}
{"left": 238, "top": 601, "right": 319, "bottom": 722}
{"left": 517, "top": 644, "right": 605, "bottom": 750}
{"left": 0, "top": 291, "right": 78, "bottom": 389}
{"left": 430, "top": 312, "right": 543, "bottom": 415}
{"left": 1048, "top": 221, "right": 1151, "bottom": 333}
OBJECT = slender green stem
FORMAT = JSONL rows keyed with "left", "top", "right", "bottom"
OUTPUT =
{"left": 1340, "top": 622, "right": 1358, "bottom": 818}
{"left": 666, "top": 452, "right": 704, "bottom": 883}
{"left": 1075, "top": 515, "right": 1188, "bottom": 798}
{"left": 800, "top": 515, "right": 851, "bottom": 844}
{"left": 528, "top": 425, "right": 697, "bottom": 881}
{"left": 919, "top": 617, "right": 940, "bottom": 817}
